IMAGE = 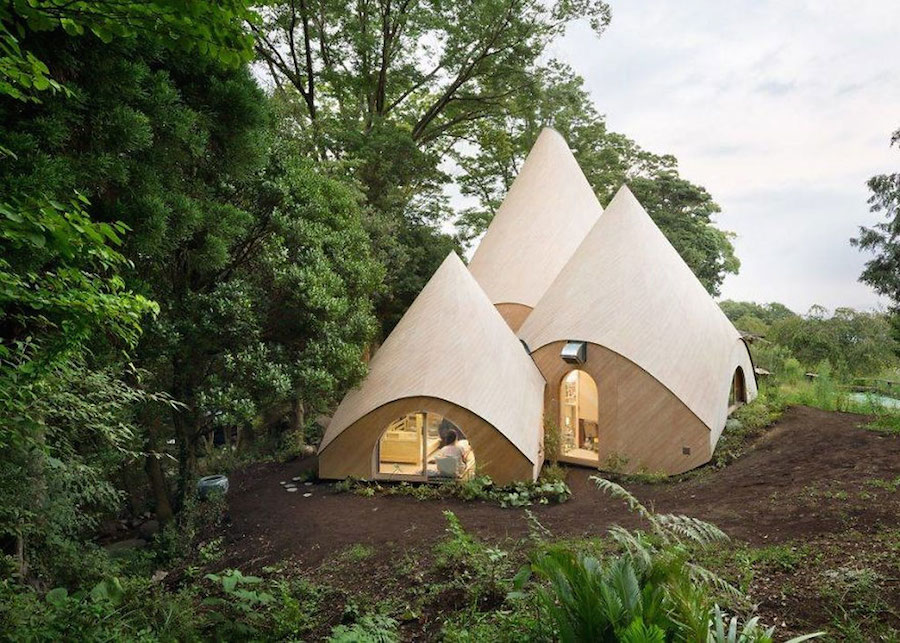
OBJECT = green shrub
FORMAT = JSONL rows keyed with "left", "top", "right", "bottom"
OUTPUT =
{"left": 518, "top": 478, "right": 825, "bottom": 643}
{"left": 328, "top": 614, "right": 399, "bottom": 642}
{"left": 781, "top": 357, "right": 805, "bottom": 384}
{"left": 543, "top": 414, "right": 562, "bottom": 465}
{"left": 334, "top": 475, "right": 571, "bottom": 508}
{"left": 433, "top": 511, "right": 513, "bottom": 612}
{"left": 539, "top": 463, "right": 569, "bottom": 485}
{"left": 202, "top": 569, "right": 275, "bottom": 639}
{"left": 0, "top": 574, "right": 201, "bottom": 641}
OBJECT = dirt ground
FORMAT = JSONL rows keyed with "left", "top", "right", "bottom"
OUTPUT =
{"left": 224, "top": 405, "right": 899, "bottom": 569}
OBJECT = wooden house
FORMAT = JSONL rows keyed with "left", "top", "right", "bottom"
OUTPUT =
{"left": 319, "top": 129, "right": 757, "bottom": 482}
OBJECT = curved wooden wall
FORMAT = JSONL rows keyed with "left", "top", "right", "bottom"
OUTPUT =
{"left": 520, "top": 185, "right": 757, "bottom": 440}
{"left": 533, "top": 341, "right": 712, "bottom": 475}
{"left": 319, "top": 253, "right": 546, "bottom": 465}
{"left": 318, "top": 396, "right": 538, "bottom": 484}
{"left": 494, "top": 303, "right": 533, "bottom": 332}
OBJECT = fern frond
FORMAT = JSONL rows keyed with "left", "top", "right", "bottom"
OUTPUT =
{"left": 591, "top": 476, "right": 668, "bottom": 542}
{"left": 608, "top": 525, "right": 654, "bottom": 572}
{"left": 657, "top": 514, "right": 729, "bottom": 546}
{"left": 686, "top": 562, "right": 744, "bottom": 603}
{"left": 524, "top": 508, "right": 553, "bottom": 541}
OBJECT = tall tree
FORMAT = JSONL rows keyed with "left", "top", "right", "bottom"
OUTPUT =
{"left": 1, "top": 30, "right": 384, "bottom": 506}
{"left": 0, "top": 0, "right": 258, "bottom": 578}
{"left": 254, "top": 0, "right": 611, "bottom": 332}
{"left": 853, "top": 128, "right": 900, "bottom": 305}
{"left": 454, "top": 62, "right": 740, "bottom": 295}
{"left": 852, "top": 127, "right": 900, "bottom": 353}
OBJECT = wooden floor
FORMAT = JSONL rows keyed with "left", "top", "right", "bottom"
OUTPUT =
{"left": 562, "top": 447, "right": 599, "bottom": 462}
{"left": 378, "top": 462, "right": 422, "bottom": 475}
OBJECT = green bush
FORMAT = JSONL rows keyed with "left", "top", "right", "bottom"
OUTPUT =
{"left": 517, "top": 478, "right": 825, "bottom": 643}
{"left": 327, "top": 614, "right": 399, "bottom": 642}
{"left": 334, "top": 475, "right": 571, "bottom": 508}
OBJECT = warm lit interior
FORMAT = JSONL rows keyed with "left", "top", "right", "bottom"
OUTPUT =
{"left": 376, "top": 412, "right": 475, "bottom": 480}
{"left": 560, "top": 370, "right": 600, "bottom": 461}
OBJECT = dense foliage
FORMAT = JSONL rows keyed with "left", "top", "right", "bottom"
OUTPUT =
{"left": 853, "top": 127, "right": 900, "bottom": 307}
{"left": 720, "top": 300, "right": 898, "bottom": 378}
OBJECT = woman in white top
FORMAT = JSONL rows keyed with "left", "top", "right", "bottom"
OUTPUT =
{"left": 430, "top": 428, "right": 473, "bottom": 477}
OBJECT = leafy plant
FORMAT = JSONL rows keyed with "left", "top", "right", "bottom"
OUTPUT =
{"left": 202, "top": 569, "right": 275, "bottom": 639}
{"left": 328, "top": 613, "right": 399, "bottom": 643}
{"left": 709, "top": 605, "right": 823, "bottom": 643}
{"left": 520, "top": 478, "right": 825, "bottom": 642}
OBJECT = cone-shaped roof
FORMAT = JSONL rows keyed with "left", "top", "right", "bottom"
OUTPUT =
{"left": 519, "top": 186, "right": 755, "bottom": 435}
{"left": 320, "top": 253, "right": 546, "bottom": 461}
{"left": 468, "top": 128, "right": 603, "bottom": 310}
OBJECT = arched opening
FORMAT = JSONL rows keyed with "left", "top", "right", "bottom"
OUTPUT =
{"left": 559, "top": 370, "right": 600, "bottom": 460}
{"left": 376, "top": 411, "right": 475, "bottom": 480}
{"left": 729, "top": 367, "right": 747, "bottom": 411}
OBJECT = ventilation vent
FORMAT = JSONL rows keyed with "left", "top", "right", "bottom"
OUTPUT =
{"left": 682, "top": 446, "right": 691, "bottom": 456}
{"left": 561, "top": 341, "right": 587, "bottom": 364}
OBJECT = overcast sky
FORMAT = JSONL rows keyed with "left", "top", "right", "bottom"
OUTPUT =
{"left": 547, "top": 1, "right": 899, "bottom": 314}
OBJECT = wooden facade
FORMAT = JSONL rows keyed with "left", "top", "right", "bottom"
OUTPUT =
{"left": 533, "top": 341, "right": 711, "bottom": 474}
{"left": 519, "top": 185, "right": 757, "bottom": 454}
{"left": 320, "top": 134, "right": 758, "bottom": 483}
{"left": 318, "top": 396, "right": 537, "bottom": 485}
{"left": 494, "top": 303, "right": 533, "bottom": 332}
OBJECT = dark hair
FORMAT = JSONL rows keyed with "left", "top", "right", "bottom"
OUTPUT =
{"left": 444, "top": 428, "right": 458, "bottom": 445}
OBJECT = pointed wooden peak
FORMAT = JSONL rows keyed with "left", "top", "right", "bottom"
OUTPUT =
{"left": 468, "top": 127, "right": 603, "bottom": 312}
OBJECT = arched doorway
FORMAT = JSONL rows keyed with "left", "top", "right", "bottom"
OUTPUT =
{"left": 559, "top": 370, "right": 600, "bottom": 459}
{"left": 375, "top": 412, "right": 475, "bottom": 480}
{"left": 729, "top": 367, "right": 746, "bottom": 410}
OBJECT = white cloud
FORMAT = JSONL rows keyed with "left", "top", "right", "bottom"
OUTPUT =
{"left": 551, "top": 0, "right": 900, "bottom": 312}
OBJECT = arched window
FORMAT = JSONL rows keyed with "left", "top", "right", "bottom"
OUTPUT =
{"left": 376, "top": 412, "right": 475, "bottom": 480}
{"left": 559, "top": 370, "right": 599, "bottom": 459}
{"left": 729, "top": 367, "right": 747, "bottom": 410}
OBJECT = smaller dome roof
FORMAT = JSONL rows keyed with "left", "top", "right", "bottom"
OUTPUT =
{"left": 320, "top": 253, "right": 546, "bottom": 461}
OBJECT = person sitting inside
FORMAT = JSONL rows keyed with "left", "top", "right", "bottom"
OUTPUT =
{"left": 428, "top": 428, "right": 473, "bottom": 478}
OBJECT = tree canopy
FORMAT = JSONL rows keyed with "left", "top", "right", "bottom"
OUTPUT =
{"left": 853, "top": 127, "right": 900, "bottom": 307}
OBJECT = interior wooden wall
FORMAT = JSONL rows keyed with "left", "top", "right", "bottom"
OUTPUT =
{"left": 494, "top": 303, "right": 533, "bottom": 332}
{"left": 533, "top": 341, "right": 712, "bottom": 475}
{"left": 577, "top": 371, "right": 599, "bottom": 422}
{"left": 319, "top": 396, "right": 539, "bottom": 485}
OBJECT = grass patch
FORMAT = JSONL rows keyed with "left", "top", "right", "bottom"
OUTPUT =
{"left": 340, "top": 544, "right": 376, "bottom": 563}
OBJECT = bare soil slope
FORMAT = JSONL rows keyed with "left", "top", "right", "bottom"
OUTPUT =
{"left": 224, "top": 405, "right": 899, "bottom": 570}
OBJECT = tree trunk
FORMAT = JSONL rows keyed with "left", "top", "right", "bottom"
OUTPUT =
{"left": 15, "top": 531, "right": 26, "bottom": 578}
{"left": 171, "top": 396, "right": 197, "bottom": 509}
{"left": 291, "top": 397, "right": 306, "bottom": 444}
{"left": 171, "top": 355, "right": 199, "bottom": 509}
{"left": 144, "top": 414, "right": 174, "bottom": 523}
